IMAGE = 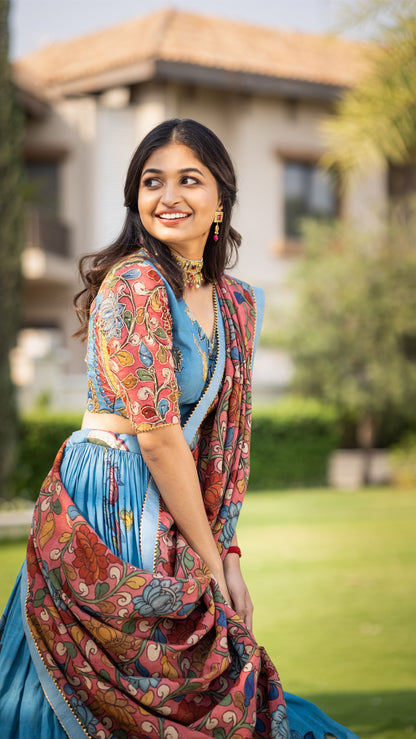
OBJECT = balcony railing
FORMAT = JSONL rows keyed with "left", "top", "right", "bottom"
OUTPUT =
{"left": 24, "top": 207, "right": 71, "bottom": 258}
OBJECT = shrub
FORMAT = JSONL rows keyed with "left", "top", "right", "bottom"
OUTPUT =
{"left": 389, "top": 432, "right": 416, "bottom": 488}
{"left": 12, "top": 412, "right": 82, "bottom": 501}
{"left": 282, "top": 218, "right": 416, "bottom": 455}
{"left": 11, "top": 399, "right": 340, "bottom": 500}
{"left": 249, "top": 397, "right": 340, "bottom": 490}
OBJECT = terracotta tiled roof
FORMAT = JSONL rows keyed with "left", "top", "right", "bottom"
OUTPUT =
{"left": 13, "top": 66, "right": 48, "bottom": 101}
{"left": 12, "top": 66, "right": 50, "bottom": 117}
{"left": 15, "top": 8, "right": 372, "bottom": 93}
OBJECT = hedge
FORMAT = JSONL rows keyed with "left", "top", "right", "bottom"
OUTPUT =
{"left": 13, "top": 412, "right": 83, "bottom": 501}
{"left": 249, "top": 398, "right": 341, "bottom": 490}
{"left": 10, "top": 399, "right": 340, "bottom": 500}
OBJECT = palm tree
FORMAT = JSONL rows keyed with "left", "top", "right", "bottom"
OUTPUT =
{"left": 322, "top": 0, "right": 416, "bottom": 177}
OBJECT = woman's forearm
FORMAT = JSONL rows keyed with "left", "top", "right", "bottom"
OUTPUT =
{"left": 223, "top": 532, "right": 253, "bottom": 628}
{"left": 138, "top": 424, "right": 229, "bottom": 597}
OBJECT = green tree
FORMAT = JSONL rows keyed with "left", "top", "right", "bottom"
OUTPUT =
{"left": 0, "top": 0, "right": 24, "bottom": 497}
{"left": 322, "top": 0, "right": 416, "bottom": 176}
{"left": 283, "top": 0, "right": 416, "bottom": 484}
{"left": 283, "top": 215, "right": 416, "bottom": 482}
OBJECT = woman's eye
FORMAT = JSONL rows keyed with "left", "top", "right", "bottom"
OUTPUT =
{"left": 182, "top": 175, "right": 200, "bottom": 185}
{"left": 143, "top": 177, "right": 161, "bottom": 188}
{"left": 142, "top": 175, "right": 200, "bottom": 188}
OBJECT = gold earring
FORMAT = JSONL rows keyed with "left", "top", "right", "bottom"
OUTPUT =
{"left": 213, "top": 210, "right": 223, "bottom": 242}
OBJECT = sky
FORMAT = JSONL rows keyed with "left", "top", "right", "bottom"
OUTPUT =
{"left": 9, "top": 0, "right": 364, "bottom": 59}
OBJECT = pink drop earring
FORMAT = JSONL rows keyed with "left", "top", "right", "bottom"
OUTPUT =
{"left": 213, "top": 210, "right": 223, "bottom": 242}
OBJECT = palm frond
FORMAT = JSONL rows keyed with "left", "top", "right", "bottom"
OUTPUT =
{"left": 321, "top": 13, "right": 416, "bottom": 178}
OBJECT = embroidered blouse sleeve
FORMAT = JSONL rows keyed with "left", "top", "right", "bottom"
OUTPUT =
{"left": 97, "top": 262, "right": 181, "bottom": 433}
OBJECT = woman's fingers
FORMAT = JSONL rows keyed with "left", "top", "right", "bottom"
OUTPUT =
{"left": 233, "top": 588, "right": 253, "bottom": 630}
{"left": 223, "top": 558, "right": 254, "bottom": 629}
{"left": 228, "top": 582, "right": 254, "bottom": 629}
{"left": 243, "top": 592, "right": 254, "bottom": 631}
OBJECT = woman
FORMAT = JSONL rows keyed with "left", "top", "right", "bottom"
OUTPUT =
{"left": 0, "top": 119, "right": 359, "bottom": 738}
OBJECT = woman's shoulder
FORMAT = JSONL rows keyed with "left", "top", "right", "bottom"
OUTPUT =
{"left": 106, "top": 250, "right": 165, "bottom": 285}
{"left": 93, "top": 252, "right": 171, "bottom": 316}
{"left": 97, "top": 251, "right": 172, "bottom": 305}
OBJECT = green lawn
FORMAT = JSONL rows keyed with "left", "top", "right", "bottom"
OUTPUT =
{"left": 238, "top": 489, "right": 416, "bottom": 739}
{"left": 1, "top": 488, "right": 415, "bottom": 739}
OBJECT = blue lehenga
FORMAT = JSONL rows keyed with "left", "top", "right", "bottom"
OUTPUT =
{"left": 0, "top": 273, "right": 359, "bottom": 738}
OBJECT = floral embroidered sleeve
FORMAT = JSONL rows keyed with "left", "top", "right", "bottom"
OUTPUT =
{"left": 96, "top": 260, "right": 181, "bottom": 433}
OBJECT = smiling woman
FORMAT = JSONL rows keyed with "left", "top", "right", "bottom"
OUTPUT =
{"left": 138, "top": 143, "right": 222, "bottom": 259}
{"left": 0, "top": 119, "right": 360, "bottom": 739}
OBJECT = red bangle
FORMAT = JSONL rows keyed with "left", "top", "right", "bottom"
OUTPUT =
{"left": 227, "top": 545, "right": 242, "bottom": 557}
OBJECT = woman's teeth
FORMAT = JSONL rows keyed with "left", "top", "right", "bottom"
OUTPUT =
{"left": 158, "top": 213, "right": 189, "bottom": 220}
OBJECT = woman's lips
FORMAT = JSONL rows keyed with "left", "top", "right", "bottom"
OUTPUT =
{"left": 156, "top": 212, "right": 191, "bottom": 223}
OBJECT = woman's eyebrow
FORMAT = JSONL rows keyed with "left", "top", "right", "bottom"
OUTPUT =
{"left": 142, "top": 167, "right": 204, "bottom": 176}
{"left": 178, "top": 167, "right": 204, "bottom": 176}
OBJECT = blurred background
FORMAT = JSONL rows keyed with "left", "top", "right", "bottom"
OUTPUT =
{"left": 7, "top": 0, "right": 372, "bottom": 418}
{"left": 0, "top": 1, "right": 415, "bottom": 737}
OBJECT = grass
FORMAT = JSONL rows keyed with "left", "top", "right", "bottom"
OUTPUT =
{"left": 238, "top": 488, "right": 416, "bottom": 739}
{"left": 1, "top": 488, "right": 415, "bottom": 738}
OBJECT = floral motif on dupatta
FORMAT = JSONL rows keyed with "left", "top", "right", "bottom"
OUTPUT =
{"left": 23, "top": 274, "right": 289, "bottom": 738}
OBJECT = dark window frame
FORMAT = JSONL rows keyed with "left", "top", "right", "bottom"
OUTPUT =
{"left": 276, "top": 150, "right": 340, "bottom": 256}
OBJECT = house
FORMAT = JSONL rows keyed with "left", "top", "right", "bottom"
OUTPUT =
{"left": 13, "top": 8, "right": 384, "bottom": 408}
{"left": 11, "top": 68, "right": 86, "bottom": 409}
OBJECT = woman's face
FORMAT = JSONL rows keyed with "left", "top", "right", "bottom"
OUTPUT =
{"left": 138, "top": 142, "right": 221, "bottom": 259}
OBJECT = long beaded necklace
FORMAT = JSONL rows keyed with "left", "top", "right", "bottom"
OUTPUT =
{"left": 173, "top": 252, "right": 204, "bottom": 289}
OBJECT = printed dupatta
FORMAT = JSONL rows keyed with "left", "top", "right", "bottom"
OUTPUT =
{"left": 22, "top": 275, "right": 289, "bottom": 739}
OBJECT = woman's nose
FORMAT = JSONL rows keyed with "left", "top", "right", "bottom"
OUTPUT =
{"left": 161, "top": 180, "right": 180, "bottom": 206}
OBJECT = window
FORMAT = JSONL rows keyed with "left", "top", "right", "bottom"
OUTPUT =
{"left": 388, "top": 163, "right": 416, "bottom": 199}
{"left": 388, "top": 163, "right": 416, "bottom": 223}
{"left": 25, "top": 160, "right": 59, "bottom": 216}
{"left": 24, "top": 159, "right": 70, "bottom": 257}
{"left": 284, "top": 160, "right": 337, "bottom": 240}
{"left": 389, "top": 163, "right": 416, "bottom": 201}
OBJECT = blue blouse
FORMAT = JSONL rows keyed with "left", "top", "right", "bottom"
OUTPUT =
{"left": 86, "top": 259, "right": 219, "bottom": 429}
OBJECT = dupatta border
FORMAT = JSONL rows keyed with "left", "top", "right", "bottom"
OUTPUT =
{"left": 182, "top": 286, "right": 226, "bottom": 448}
{"left": 20, "top": 562, "right": 89, "bottom": 738}
{"left": 139, "top": 476, "right": 161, "bottom": 572}
{"left": 251, "top": 285, "right": 265, "bottom": 362}
{"left": 139, "top": 286, "right": 226, "bottom": 571}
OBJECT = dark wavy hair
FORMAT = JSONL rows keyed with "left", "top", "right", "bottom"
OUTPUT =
{"left": 74, "top": 118, "right": 242, "bottom": 339}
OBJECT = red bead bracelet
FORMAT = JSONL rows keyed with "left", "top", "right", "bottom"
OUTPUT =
{"left": 227, "top": 545, "right": 242, "bottom": 557}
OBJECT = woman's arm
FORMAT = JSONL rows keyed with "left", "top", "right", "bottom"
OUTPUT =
{"left": 98, "top": 264, "right": 230, "bottom": 603}
{"left": 224, "top": 533, "right": 254, "bottom": 630}
{"left": 138, "top": 423, "right": 231, "bottom": 605}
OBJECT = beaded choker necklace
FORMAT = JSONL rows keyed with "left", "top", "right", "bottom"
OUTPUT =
{"left": 174, "top": 252, "right": 204, "bottom": 289}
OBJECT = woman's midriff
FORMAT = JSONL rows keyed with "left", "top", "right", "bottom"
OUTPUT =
{"left": 81, "top": 410, "right": 137, "bottom": 436}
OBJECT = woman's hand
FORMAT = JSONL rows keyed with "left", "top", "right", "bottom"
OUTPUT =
{"left": 212, "top": 569, "right": 232, "bottom": 609}
{"left": 224, "top": 554, "right": 253, "bottom": 630}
